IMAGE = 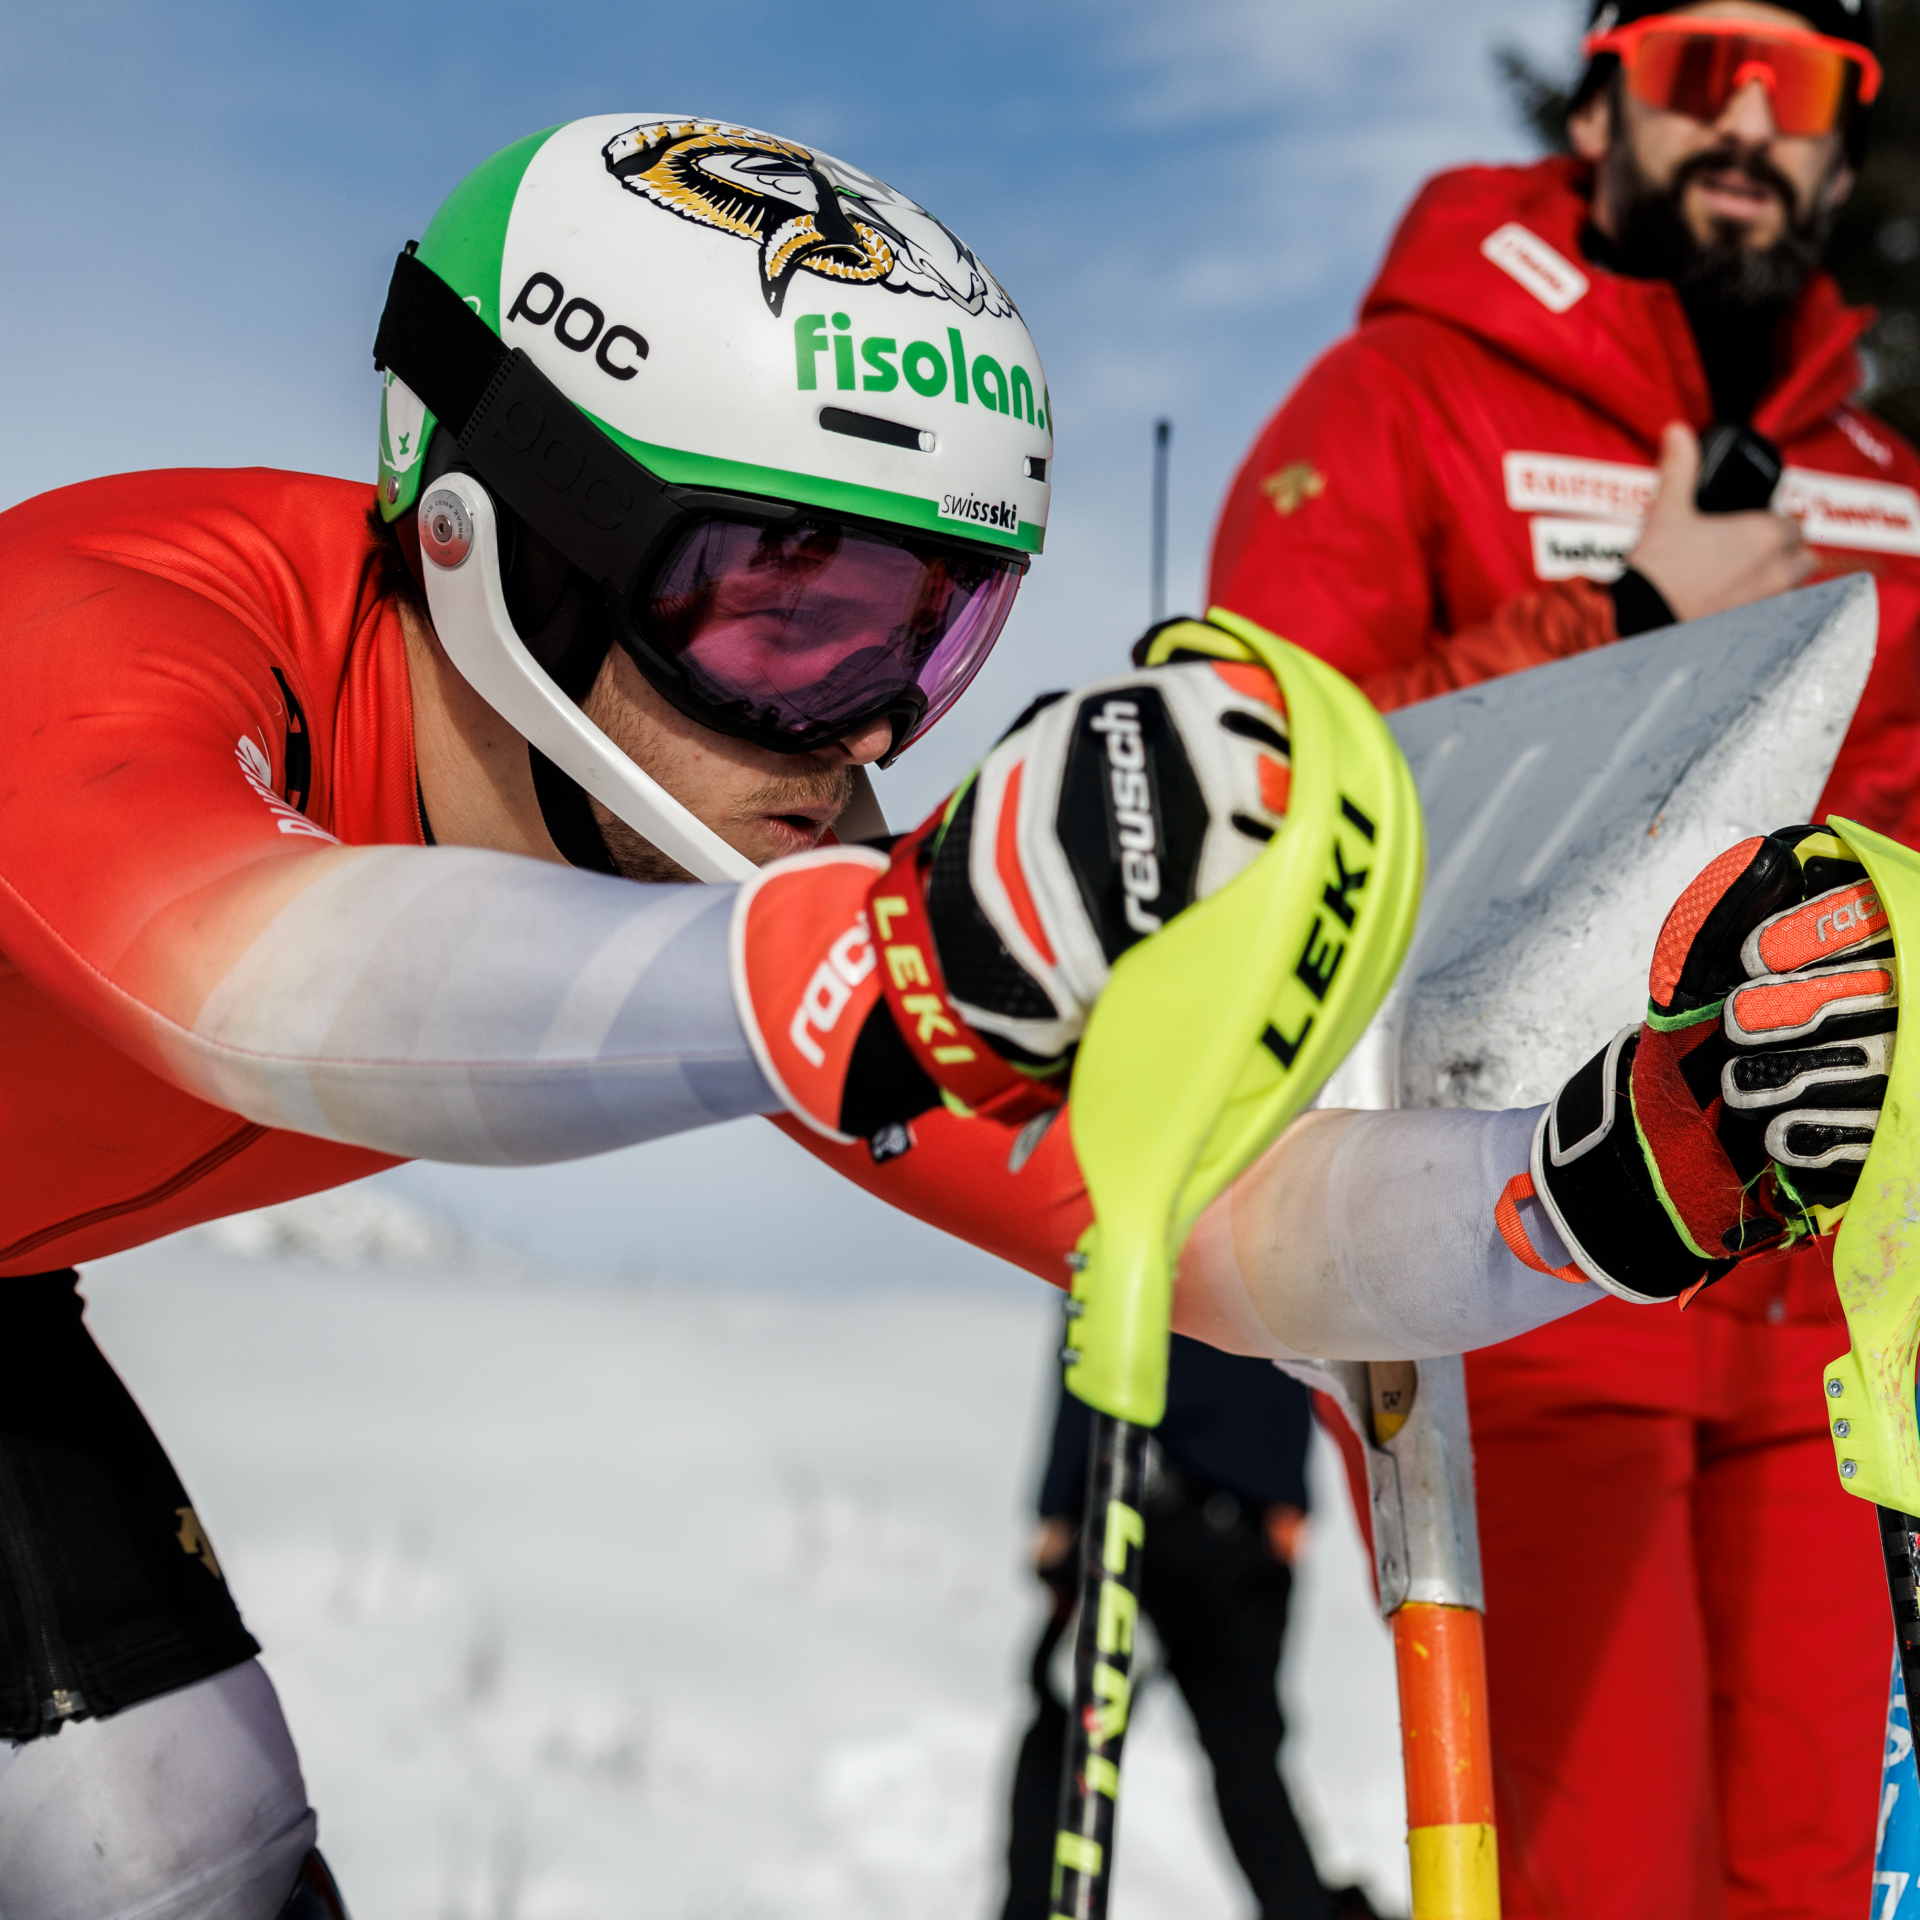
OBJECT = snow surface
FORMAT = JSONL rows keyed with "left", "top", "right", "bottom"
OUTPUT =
{"left": 80, "top": 1187, "right": 1410, "bottom": 1919}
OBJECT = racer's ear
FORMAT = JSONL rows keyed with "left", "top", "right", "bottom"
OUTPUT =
{"left": 1567, "top": 86, "right": 1611, "bottom": 164}
{"left": 1817, "top": 159, "right": 1856, "bottom": 219}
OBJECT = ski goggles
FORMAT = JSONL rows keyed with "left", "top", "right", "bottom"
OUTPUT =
{"left": 373, "top": 249, "right": 1025, "bottom": 763}
{"left": 1584, "top": 16, "right": 1881, "bottom": 134}
{"left": 622, "top": 510, "right": 1023, "bottom": 759}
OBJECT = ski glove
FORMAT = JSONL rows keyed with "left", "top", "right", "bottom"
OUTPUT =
{"left": 1524, "top": 826, "right": 1896, "bottom": 1304}
{"left": 730, "top": 620, "right": 1293, "bottom": 1146}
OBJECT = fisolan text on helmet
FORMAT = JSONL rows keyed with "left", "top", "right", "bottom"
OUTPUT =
{"left": 796, "top": 314, "right": 1044, "bottom": 534}
{"left": 794, "top": 314, "right": 1048, "bottom": 429}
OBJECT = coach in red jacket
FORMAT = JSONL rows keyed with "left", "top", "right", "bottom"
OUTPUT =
{"left": 1210, "top": 3, "right": 1907, "bottom": 1915}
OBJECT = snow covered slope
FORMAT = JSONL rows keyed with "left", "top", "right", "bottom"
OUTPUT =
{"left": 80, "top": 1207, "right": 1408, "bottom": 1918}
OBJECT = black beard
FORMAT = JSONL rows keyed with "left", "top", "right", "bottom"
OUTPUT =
{"left": 1599, "top": 136, "right": 1830, "bottom": 324}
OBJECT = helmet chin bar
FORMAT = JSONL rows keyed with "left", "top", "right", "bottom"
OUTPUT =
{"left": 418, "top": 473, "right": 756, "bottom": 883}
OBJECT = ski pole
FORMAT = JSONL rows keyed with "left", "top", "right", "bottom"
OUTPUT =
{"left": 1876, "top": 1624, "right": 1919, "bottom": 1915}
{"left": 1048, "top": 1405, "right": 1149, "bottom": 1920}
{"left": 1880, "top": 1505, "right": 1920, "bottom": 1751}
{"left": 1045, "top": 613, "right": 1424, "bottom": 1919}
{"left": 1802, "top": 824, "right": 1920, "bottom": 1906}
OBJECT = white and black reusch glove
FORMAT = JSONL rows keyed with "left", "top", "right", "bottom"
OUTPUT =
{"left": 923, "top": 646, "right": 1293, "bottom": 1068}
{"left": 731, "top": 620, "right": 1295, "bottom": 1146}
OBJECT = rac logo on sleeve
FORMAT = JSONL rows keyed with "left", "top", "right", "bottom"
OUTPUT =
{"left": 787, "top": 915, "right": 876, "bottom": 1068}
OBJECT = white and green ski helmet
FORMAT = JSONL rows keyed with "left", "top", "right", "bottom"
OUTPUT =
{"left": 373, "top": 116, "right": 1049, "bottom": 878}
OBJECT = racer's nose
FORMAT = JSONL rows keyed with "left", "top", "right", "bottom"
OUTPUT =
{"left": 835, "top": 716, "right": 895, "bottom": 765}
{"left": 1712, "top": 74, "right": 1782, "bottom": 147}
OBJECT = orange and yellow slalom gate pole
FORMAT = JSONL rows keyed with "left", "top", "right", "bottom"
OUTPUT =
{"left": 1392, "top": 1603, "right": 1498, "bottom": 1917}
{"left": 1360, "top": 1356, "right": 1499, "bottom": 1919}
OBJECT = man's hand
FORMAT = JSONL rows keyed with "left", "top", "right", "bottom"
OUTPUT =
{"left": 1528, "top": 827, "right": 1896, "bottom": 1303}
{"left": 1625, "top": 423, "right": 1816, "bottom": 623}
{"left": 730, "top": 623, "right": 1292, "bottom": 1143}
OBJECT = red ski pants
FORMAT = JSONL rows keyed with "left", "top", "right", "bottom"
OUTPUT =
{"left": 1465, "top": 1243, "right": 1887, "bottom": 1919}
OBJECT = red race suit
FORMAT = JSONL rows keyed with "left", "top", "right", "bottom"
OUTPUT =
{"left": 0, "top": 467, "right": 1097, "bottom": 1285}
{"left": 1210, "top": 155, "right": 1906, "bottom": 1919}
{"left": 0, "top": 471, "right": 419, "bottom": 1275}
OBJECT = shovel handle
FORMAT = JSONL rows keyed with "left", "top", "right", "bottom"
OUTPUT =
{"left": 1393, "top": 1602, "right": 1500, "bottom": 1919}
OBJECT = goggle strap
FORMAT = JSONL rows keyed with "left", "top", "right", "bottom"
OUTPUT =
{"left": 373, "top": 249, "right": 512, "bottom": 442}
{"left": 374, "top": 251, "right": 679, "bottom": 594}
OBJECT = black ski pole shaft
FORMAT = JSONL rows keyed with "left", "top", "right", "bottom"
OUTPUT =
{"left": 1050, "top": 1410, "right": 1150, "bottom": 1920}
{"left": 1879, "top": 1505, "right": 1920, "bottom": 1710}
{"left": 1149, "top": 419, "right": 1170, "bottom": 626}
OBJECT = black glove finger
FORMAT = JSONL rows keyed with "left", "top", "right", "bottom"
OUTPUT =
{"left": 1723, "top": 1029, "right": 1895, "bottom": 1113}
{"left": 1764, "top": 1108, "right": 1881, "bottom": 1206}
{"left": 1218, "top": 706, "right": 1291, "bottom": 846}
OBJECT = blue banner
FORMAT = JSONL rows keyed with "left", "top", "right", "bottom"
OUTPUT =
{"left": 1876, "top": 1647, "right": 1919, "bottom": 1918}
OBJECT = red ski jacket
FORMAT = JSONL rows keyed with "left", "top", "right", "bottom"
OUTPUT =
{"left": 1209, "top": 156, "right": 1920, "bottom": 846}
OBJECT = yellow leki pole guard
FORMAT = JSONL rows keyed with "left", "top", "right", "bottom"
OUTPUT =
{"left": 1063, "top": 611, "right": 1426, "bottom": 1425}
{"left": 1822, "top": 818, "right": 1920, "bottom": 1511}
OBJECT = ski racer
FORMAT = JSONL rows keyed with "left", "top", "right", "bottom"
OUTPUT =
{"left": 1206, "top": 3, "right": 1904, "bottom": 1912}
{"left": 0, "top": 109, "right": 1897, "bottom": 1920}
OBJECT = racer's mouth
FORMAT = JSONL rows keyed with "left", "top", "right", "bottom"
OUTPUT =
{"left": 758, "top": 805, "right": 838, "bottom": 854}
{"left": 1692, "top": 165, "right": 1782, "bottom": 221}
{"left": 734, "top": 771, "right": 851, "bottom": 860}
{"left": 1674, "top": 143, "right": 1798, "bottom": 235}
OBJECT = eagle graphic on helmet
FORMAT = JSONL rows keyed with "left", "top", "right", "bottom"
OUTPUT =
{"left": 601, "top": 119, "right": 1015, "bottom": 321}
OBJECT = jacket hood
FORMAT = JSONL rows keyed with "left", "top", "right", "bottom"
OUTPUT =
{"left": 1359, "top": 156, "right": 1869, "bottom": 445}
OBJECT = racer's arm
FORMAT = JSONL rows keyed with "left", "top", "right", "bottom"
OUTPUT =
{"left": 0, "top": 554, "right": 776, "bottom": 1165}
{"left": 800, "top": 826, "right": 1905, "bottom": 1356}
{"left": 784, "top": 1100, "right": 1598, "bottom": 1361}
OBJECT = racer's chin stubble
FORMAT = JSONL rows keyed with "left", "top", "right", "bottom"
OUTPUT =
{"left": 578, "top": 654, "right": 855, "bottom": 882}
{"left": 589, "top": 766, "right": 854, "bottom": 883}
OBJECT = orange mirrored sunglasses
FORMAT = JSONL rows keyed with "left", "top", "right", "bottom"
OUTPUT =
{"left": 1584, "top": 15, "right": 1882, "bottom": 135}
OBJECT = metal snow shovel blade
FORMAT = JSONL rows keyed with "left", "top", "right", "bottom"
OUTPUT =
{"left": 1303, "top": 573, "right": 1875, "bottom": 1919}
{"left": 1049, "top": 616, "right": 1425, "bottom": 1920}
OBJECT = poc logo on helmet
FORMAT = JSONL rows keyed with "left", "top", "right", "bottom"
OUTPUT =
{"left": 507, "top": 273, "right": 650, "bottom": 382}
{"left": 1089, "top": 699, "right": 1163, "bottom": 935}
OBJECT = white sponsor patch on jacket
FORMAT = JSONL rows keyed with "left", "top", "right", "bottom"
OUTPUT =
{"left": 1505, "top": 451, "right": 1656, "bottom": 524}
{"left": 1506, "top": 448, "right": 1920, "bottom": 579}
{"left": 1480, "top": 224, "right": 1589, "bottom": 314}
{"left": 1776, "top": 468, "right": 1920, "bottom": 555}
{"left": 1530, "top": 516, "right": 1635, "bottom": 582}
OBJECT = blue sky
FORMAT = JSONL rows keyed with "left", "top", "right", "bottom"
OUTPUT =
{"left": 1, "top": 0, "right": 1585, "bottom": 1281}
